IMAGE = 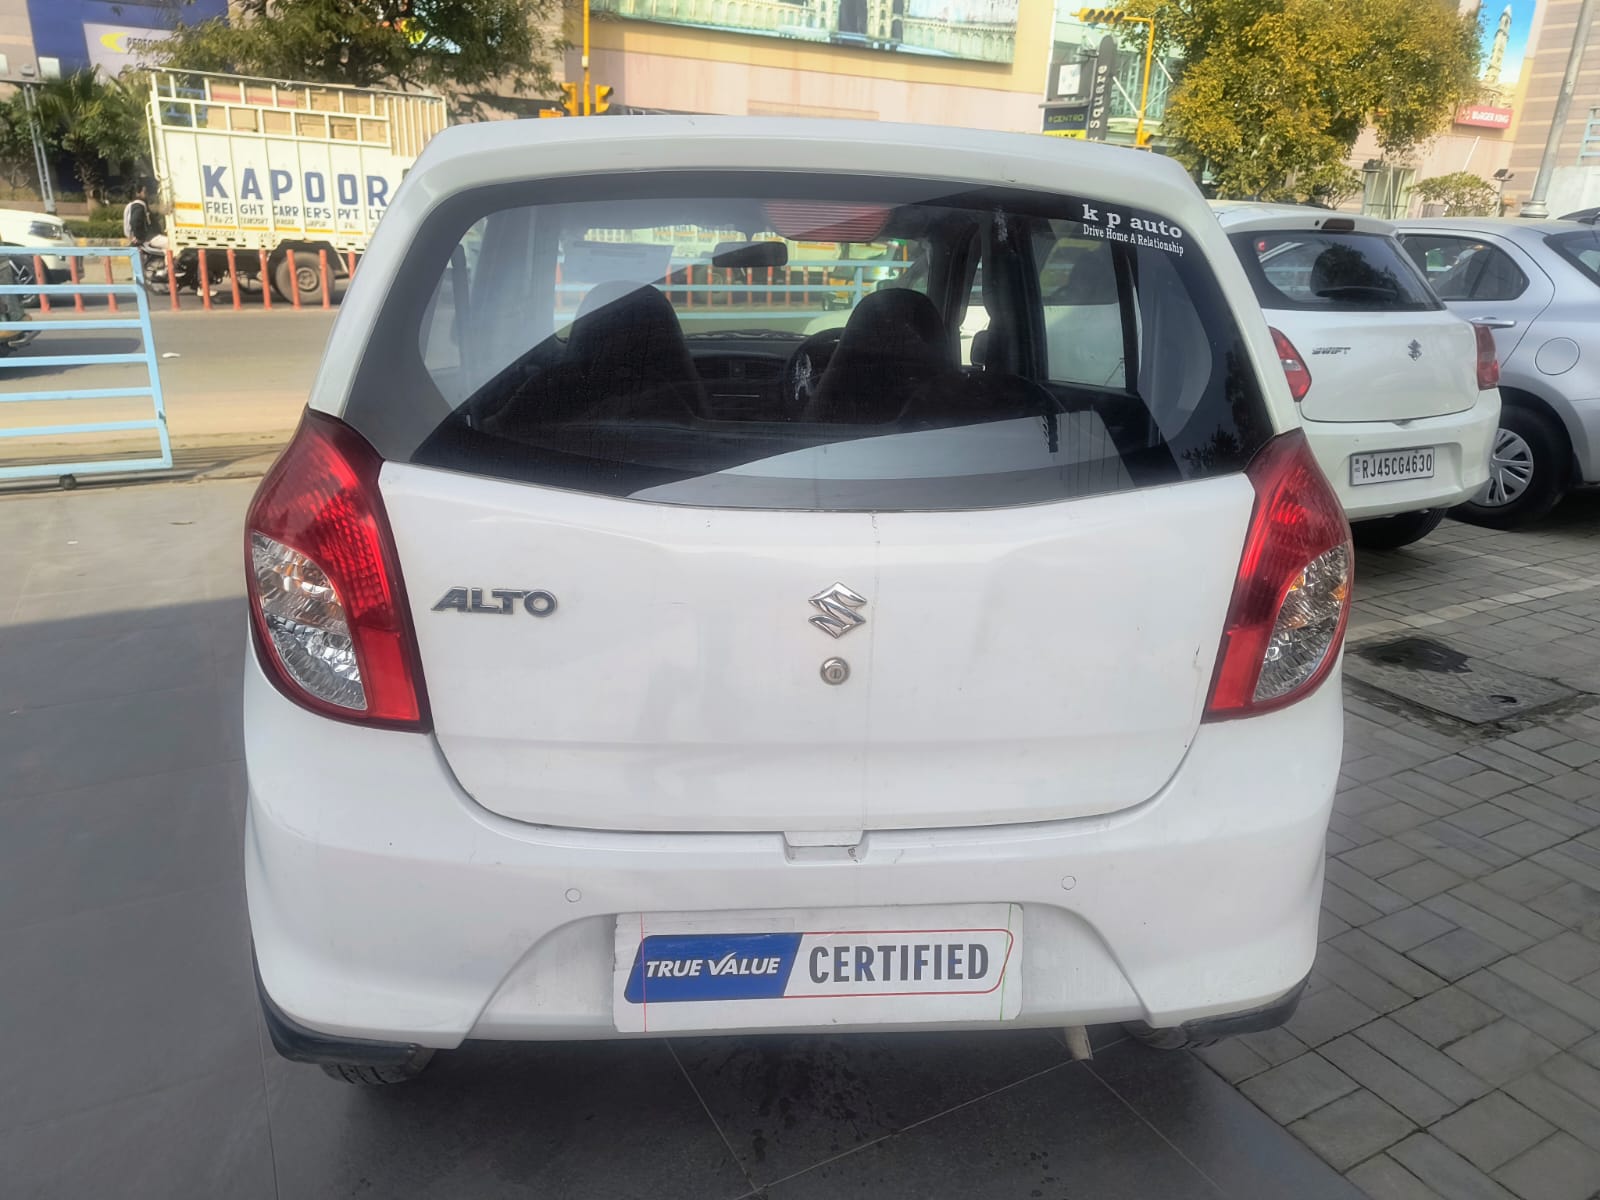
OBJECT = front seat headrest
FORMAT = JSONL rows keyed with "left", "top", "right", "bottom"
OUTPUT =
{"left": 802, "top": 288, "right": 954, "bottom": 423}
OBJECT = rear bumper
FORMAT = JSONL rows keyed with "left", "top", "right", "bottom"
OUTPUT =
{"left": 256, "top": 954, "right": 432, "bottom": 1070}
{"left": 244, "top": 649, "right": 1342, "bottom": 1047}
{"left": 1304, "top": 392, "right": 1500, "bottom": 521}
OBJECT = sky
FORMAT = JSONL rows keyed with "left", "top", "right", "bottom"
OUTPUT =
{"left": 1477, "top": 0, "right": 1537, "bottom": 86}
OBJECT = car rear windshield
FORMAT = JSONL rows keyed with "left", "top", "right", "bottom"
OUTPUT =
{"left": 1547, "top": 228, "right": 1600, "bottom": 287}
{"left": 1229, "top": 230, "right": 1440, "bottom": 313}
{"left": 343, "top": 172, "right": 1272, "bottom": 512}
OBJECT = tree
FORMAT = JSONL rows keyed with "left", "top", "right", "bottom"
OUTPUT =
{"left": 141, "top": 0, "right": 561, "bottom": 114}
{"left": 1413, "top": 171, "right": 1500, "bottom": 216}
{"left": 0, "top": 94, "right": 48, "bottom": 194}
{"left": 31, "top": 71, "right": 148, "bottom": 209}
{"left": 1122, "top": 0, "right": 1480, "bottom": 202}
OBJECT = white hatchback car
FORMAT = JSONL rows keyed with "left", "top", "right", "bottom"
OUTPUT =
{"left": 1215, "top": 204, "right": 1501, "bottom": 549}
{"left": 0, "top": 208, "right": 72, "bottom": 284}
{"left": 245, "top": 118, "right": 1351, "bottom": 1084}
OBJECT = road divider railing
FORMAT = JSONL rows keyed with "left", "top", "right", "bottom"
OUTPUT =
{"left": 28, "top": 246, "right": 360, "bottom": 314}
{"left": 1, "top": 246, "right": 172, "bottom": 486}
{"left": 21, "top": 247, "right": 900, "bottom": 317}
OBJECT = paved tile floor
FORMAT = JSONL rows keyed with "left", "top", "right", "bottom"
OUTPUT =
{"left": 2, "top": 477, "right": 1598, "bottom": 1199}
{"left": 1202, "top": 492, "right": 1600, "bottom": 1200}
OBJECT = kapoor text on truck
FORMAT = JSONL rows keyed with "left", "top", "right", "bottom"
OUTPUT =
{"left": 146, "top": 70, "right": 449, "bottom": 304}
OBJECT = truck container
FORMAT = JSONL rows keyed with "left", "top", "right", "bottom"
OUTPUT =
{"left": 146, "top": 70, "right": 448, "bottom": 303}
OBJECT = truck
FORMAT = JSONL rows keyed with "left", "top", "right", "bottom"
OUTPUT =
{"left": 146, "top": 70, "right": 449, "bottom": 303}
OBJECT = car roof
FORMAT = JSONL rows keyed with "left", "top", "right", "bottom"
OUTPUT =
{"left": 1390, "top": 216, "right": 1594, "bottom": 243}
{"left": 406, "top": 116, "right": 1203, "bottom": 215}
{"left": 1210, "top": 201, "right": 1396, "bottom": 236}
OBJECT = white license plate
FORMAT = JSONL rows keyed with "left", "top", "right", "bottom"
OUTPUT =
{"left": 1350, "top": 447, "right": 1436, "bottom": 486}
{"left": 613, "top": 904, "right": 1022, "bottom": 1033}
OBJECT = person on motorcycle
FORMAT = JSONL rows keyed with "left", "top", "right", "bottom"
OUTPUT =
{"left": 123, "top": 183, "right": 167, "bottom": 255}
{"left": 0, "top": 244, "right": 36, "bottom": 357}
{"left": 125, "top": 182, "right": 217, "bottom": 299}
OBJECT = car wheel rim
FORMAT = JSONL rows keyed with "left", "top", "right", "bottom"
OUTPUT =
{"left": 1477, "top": 427, "right": 1535, "bottom": 507}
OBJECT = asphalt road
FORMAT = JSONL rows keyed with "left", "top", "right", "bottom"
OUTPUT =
{"left": 2, "top": 309, "right": 334, "bottom": 476}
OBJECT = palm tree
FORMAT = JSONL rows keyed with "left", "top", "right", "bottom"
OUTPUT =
{"left": 32, "top": 71, "right": 148, "bottom": 211}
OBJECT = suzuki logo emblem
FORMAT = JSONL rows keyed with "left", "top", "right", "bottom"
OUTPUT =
{"left": 1407, "top": 340, "right": 1423, "bottom": 360}
{"left": 808, "top": 582, "right": 867, "bottom": 639}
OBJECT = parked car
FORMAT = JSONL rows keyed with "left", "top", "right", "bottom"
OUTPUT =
{"left": 1215, "top": 204, "right": 1500, "bottom": 549}
{"left": 244, "top": 118, "right": 1351, "bottom": 1084}
{"left": 1395, "top": 218, "right": 1600, "bottom": 527}
{"left": 1560, "top": 207, "right": 1599, "bottom": 225}
{"left": 0, "top": 207, "right": 72, "bottom": 288}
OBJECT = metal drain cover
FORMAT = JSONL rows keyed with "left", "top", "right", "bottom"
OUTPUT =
{"left": 1347, "top": 636, "right": 1575, "bottom": 723}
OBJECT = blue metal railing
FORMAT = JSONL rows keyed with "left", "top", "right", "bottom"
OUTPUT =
{"left": 0, "top": 246, "right": 172, "bottom": 484}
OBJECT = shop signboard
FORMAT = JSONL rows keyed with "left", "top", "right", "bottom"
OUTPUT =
{"left": 592, "top": 0, "right": 1019, "bottom": 65}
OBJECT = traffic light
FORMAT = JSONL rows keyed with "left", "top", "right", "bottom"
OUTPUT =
{"left": 1076, "top": 7, "right": 1128, "bottom": 24}
{"left": 562, "top": 82, "right": 581, "bottom": 117}
{"left": 593, "top": 85, "right": 614, "bottom": 115}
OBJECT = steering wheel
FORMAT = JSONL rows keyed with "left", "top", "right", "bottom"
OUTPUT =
{"left": 778, "top": 327, "right": 845, "bottom": 419}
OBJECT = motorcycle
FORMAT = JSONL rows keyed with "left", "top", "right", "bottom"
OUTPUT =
{"left": 137, "top": 245, "right": 226, "bottom": 297}
{"left": 0, "top": 253, "right": 38, "bottom": 357}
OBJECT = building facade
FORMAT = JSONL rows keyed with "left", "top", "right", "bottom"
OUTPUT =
{"left": 578, "top": 0, "right": 1044, "bottom": 129}
{"left": 1343, "top": 1, "right": 1600, "bottom": 219}
{"left": 1508, "top": 0, "right": 1600, "bottom": 212}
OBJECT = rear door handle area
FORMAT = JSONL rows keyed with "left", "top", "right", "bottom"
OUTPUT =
{"left": 1472, "top": 317, "right": 1518, "bottom": 329}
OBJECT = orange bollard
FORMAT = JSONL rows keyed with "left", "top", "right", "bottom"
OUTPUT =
{"left": 199, "top": 249, "right": 213, "bottom": 311}
{"left": 318, "top": 249, "right": 331, "bottom": 309}
{"left": 165, "top": 248, "right": 180, "bottom": 311}
{"left": 258, "top": 249, "right": 271, "bottom": 310}
{"left": 102, "top": 255, "right": 119, "bottom": 313}
{"left": 346, "top": 250, "right": 357, "bottom": 278}
{"left": 68, "top": 255, "right": 84, "bottom": 313}
{"left": 32, "top": 255, "right": 49, "bottom": 313}
{"left": 226, "top": 248, "right": 242, "bottom": 309}
{"left": 287, "top": 250, "right": 302, "bottom": 310}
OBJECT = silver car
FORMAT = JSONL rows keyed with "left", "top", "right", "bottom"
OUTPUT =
{"left": 1393, "top": 218, "right": 1600, "bottom": 527}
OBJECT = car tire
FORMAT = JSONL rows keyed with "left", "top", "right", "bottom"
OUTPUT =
{"left": 1453, "top": 405, "right": 1570, "bottom": 530}
{"left": 272, "top": 254, "right": 325, "bottom": 305}
{"left": 1123, "top": 1022, "right": 1217, "bottom": 1051}
{"left": 319, "top": 1049, "right": 434, "bottom": 1085}
{"left": 1352, "top": 509, "right": 1447, "bottom": 550}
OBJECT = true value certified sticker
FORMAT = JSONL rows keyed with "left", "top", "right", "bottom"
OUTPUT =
{"left": 613, "top": 905, "right": 1022, "bottom": 1033}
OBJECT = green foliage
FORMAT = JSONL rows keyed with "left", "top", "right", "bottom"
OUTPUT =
{"left": 0, "top": 94, "right": 49, "bottom": 193}
{"left": 31, "top": 71, "right": 149, "bottom": 209}
{"left": 1121, "top": 0, "right": 1480, "bottom": 201}
{"left": 1413, "top": 171, "right": 1500, "bottom": 216}
{"left": 65, "top": 211, "right": 133, "bottom": 240}
{"left": 141, "top": 0, "right": 561, "bottom": 114}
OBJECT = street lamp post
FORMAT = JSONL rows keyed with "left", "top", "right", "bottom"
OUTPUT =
{"left": 1, "top": 75, "right": 56, "bottom": 215}
{"left": 1521, "top": 0, "right": 1596, "bottom": 218}
{"left": 1494, "top": 167, "right": 1515, "bottom": 216}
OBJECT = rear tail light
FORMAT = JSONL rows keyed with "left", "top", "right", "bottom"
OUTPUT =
{"left": 1205, "top": 431, "right": 1352, "bottom": 720}
{"left": 1473, "top": 323, "right": 1501, "bottom": 390}
{"left": 1271, "top": 327, "right": 1312, "bottom": 403}
{"left": 245, "top": 410, "right": 430, "bottom": 730}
